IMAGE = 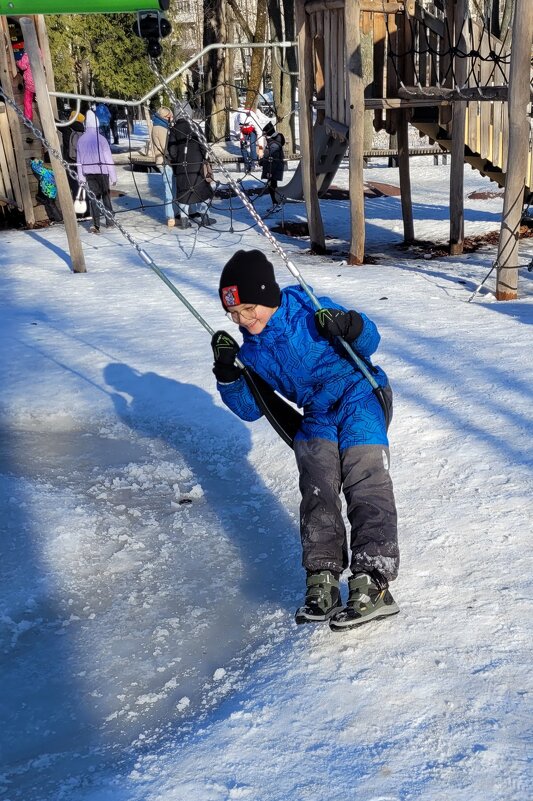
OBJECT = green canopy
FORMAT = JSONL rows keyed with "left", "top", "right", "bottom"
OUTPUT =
{"left": 0, "top": 0, "right": 168, "bottom": 13}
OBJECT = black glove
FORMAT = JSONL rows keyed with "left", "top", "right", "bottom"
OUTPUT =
{"left": 211, "top": 330, "right": 243, "bottom": 383}
{"left": 314, "top": 308, "right": 364, "bottom": 343}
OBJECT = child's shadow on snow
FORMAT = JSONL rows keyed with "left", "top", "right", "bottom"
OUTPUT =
{"left": 103, "top": 362, "right": 300, "bottom": 610}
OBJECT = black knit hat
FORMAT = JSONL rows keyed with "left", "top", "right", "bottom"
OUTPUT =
{"left": 262, "top": 121, "right": 276, "bottom": 137}
{"left": 219, "top": 249, "right": 281, "bottom": 309}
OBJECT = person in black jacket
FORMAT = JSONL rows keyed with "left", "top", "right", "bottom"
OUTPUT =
{"left": 259, "top": 121, "right": 286, "bottom": 212}
{"left": 166, "top": 112, "right": 217, "bottom": 229}
{"left": 60, "top": 111, "right": 85, "bottom": 196}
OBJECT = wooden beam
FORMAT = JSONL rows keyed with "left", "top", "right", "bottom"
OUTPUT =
{"left": 0, "top": 19, "right": 34, "bottom": 225}
{"left": 364, "top": 97, "right": 451, "bottom": 109}
{"left": 306, "top": 0, "right": 409, "bottom": 13}
{"left": 295, "top": 0, "right": 326, "bottom": 253}
{"left": 20, "top": 17, "right": 86, "bottom": 273}
{"left": 35, "top": 15, "right": 59, "bottom": 120}
{"left": 449, "top": 0, "right": 467, "bottom": 255}
{"left": 345, "top": 0, "right": 365, "bottom": 264}
{"left": 398, "top": 85, "right": 532, "bottom": 102}
{"left": 496, "top": 0, "right": 533, "bottom": 300}
{"left": 0, "top": 109, "right": 21, "bottom": 208}
{"left": 397, "top": 10, "right": 414, "bottom": 242}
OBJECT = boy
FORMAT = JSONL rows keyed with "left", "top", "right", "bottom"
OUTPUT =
{"left": 259, "top": 121, "right": 286, "bottom": 213}
{"left": 211, "top": 250, "right": 400, "bottom": 632}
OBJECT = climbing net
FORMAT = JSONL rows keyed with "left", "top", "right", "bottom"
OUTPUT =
{"left": 111, "top": 75, "right": 298, "bottom": 234}
{"left": 385, "top": 5, "right": 532, "bottom": 99}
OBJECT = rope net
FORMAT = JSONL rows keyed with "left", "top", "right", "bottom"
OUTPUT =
{"left": 104, "top": 74, "right": 295, "bottom": 233}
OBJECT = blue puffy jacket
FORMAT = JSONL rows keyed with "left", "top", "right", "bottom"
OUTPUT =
{"left": 30, "top": 159, "right": 57, "bottom": 200}
{"left": 218, "top": 285, "right": 388, "bottom": 424}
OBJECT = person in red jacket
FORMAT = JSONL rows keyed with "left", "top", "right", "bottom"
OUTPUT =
{"left": 17, "top": 50, "right": 39, "bottom": 121}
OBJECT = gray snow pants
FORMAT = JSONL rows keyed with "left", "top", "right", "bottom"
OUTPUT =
{"left": 294, "top": 439, "right": 399, "bottom": 581}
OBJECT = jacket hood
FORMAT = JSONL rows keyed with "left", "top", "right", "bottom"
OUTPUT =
{"left": 85, "top": 110, "right": 98, "bottom": 129}
{"left": 152, "top": 114, "right": 170, "bottom": 129}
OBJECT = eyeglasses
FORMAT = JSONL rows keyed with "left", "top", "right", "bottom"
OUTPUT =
{"left": 225, "top": 305, "right": 257, "bottom": 323}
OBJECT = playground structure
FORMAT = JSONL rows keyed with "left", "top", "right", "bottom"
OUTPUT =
{"left": 295, "top": 0, "right": 533, "bottom": 297}
{"left": 0, "top": 14, "right": 57, "bottom": 226}
{"left": 0, "top": 3, "right": 532, "bottom": 298}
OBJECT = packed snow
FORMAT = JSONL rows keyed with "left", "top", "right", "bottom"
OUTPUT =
{"left": 0, "top": 131, "right": 532, "bottom": 801}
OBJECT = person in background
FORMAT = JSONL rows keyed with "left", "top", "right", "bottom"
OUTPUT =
{"left": 166, "top": 109, "right": 216, "bottom": 230}
{"left": 259, "top": 121, "right": 286, "bottom": 214}
{"left": 16, "top": 49, "right": 39, "bottom": 121}
{"left": 76, "top": 109, "right": 117, "bottom": 234}
{"left": 211, "top": 249, "right": 400, "bottom": 631}
{"left": 60, "top": 111, "right": 85, "bottom": 196}
{"left": 150, "top": 106, "right": 176, "bottom": 227}
{"left": 94, "top": 103, "right": 112, "bottom": 144}
{"left": 233, "top": 106, "right": 272, "bottom": 172}
{"left": 109, "top": 104, "right": 119, "bottom": 145}
{"left": 30, "top": 158, "right": 63, "bottom": 223}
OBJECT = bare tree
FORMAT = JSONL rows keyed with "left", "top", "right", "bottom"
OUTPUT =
{"left": 226, "top": 0, "right": 268, "bottom": 109}
{"left": 203, "top": 0, "right": 227, "bottom": 141}
{"left": 268, "top": 0, "right": 298, "bottom": 154}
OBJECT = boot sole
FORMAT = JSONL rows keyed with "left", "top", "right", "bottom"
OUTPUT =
{"left": 329, "top": 603, "right": 400, "bottom": 632}
{"left": 295, "top": 603, "right": 343, "bottom": 625}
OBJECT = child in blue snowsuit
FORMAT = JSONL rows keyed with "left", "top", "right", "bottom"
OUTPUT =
{"left": 30, "top": 158, "right": 63, "bottom": 223}
{"left": 211, "top": 249, "right": 400, "bottom": 631}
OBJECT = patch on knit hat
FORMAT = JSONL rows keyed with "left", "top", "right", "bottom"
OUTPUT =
{"left": 221, "top": 285, "right": 241, "bottom": 307}
{"left": 219, "top": 249, "right": 281, "bottom": 309}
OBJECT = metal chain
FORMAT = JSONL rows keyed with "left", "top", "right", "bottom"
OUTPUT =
{"left": 149, "top": 63, "right": 383, "bottom": 389}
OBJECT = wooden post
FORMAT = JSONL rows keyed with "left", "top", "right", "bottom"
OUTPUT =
{"left": 0, "top": 19, "right": 35, "bottom": 226}
{"left": 295, "top": 0, "right": 326, "bottom": 253}
{"left": 449, "top": 0, "right": 467, "bottom": 255}
{"left": 397, "top": 9, "right": 414, "bottom": 242}
{"left": 345, "top": 0, "right": 365, "bottom": 264}
{"left": 496, "top": 0, "right": 533, "bottom": 300}
{"left": 20, "top": 17, "right": 86, "bottom": 273}
{"left": 34, "top": 15, "right": 58, "bottom": 120}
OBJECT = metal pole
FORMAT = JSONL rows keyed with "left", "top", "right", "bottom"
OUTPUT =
{"left": 49, "top": 42, "right": 296, "bottom": 110}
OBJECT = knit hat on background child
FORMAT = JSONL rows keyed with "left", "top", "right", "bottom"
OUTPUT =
{"left": 219, "top": 250, "right": 281, "bottom": 309}
{"left": 262, "top": 121, "right": 276, "bottom": 137}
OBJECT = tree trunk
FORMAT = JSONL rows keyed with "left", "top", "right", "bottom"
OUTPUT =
{"left": 268, "top": 0, "right": 295, "bottom": 153}
{"left": 203, "top": 0, "right": 226, "bottom": 142}
{"left": 245, "top": 0, "right": 268, "bottom": 110}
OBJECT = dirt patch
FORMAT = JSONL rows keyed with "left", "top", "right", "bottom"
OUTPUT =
{"left": 396, "top": 226, "right": 533, "bottom": 259}
{"left": 324, "top": 182, "right": 401, "bottom": 200}
{"left": 271, "top": 221, "right": 310, "bottom": 237}
{"left": 467, "top": 190, "right": 504, "bottom": 200}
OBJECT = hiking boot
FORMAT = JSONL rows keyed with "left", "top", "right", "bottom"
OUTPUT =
{"left": 89, "top": 225, "right": 100, "bottom": 234}
{"left": 295, "top": 570, "right": 342, "bottom": 624}
{"left": 199, "top": 215, "right": 217, "bottom": 227}
{"left": 167, "top": 218, "right": 175, "bottom": 227}
{"left": 177, "top": 217, "right": 191, "bottom": 229}
{"left": 329, "top": 571, "right": 399, "bottom": 632}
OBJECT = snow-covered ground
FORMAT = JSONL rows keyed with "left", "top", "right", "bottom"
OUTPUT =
{"left": 1, "top": 140, "right": 532, "bottom": 801}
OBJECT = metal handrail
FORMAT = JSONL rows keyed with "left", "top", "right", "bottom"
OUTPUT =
{"left": 49, "top": 41, "right": 296, "bottom": 109}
